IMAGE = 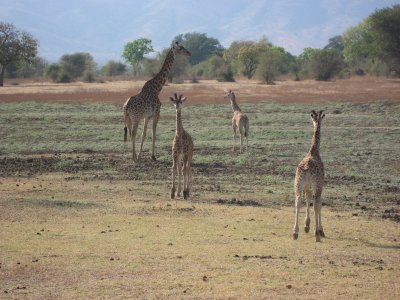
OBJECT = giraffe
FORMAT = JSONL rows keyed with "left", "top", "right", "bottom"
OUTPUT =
{"left": 123, "top": 42, "right": 191, "bottom": 163}
{"left": 224, "top": 90, "right": 249, "bottom": 153}
{"left": 293, "top": 110, "right": 325, "bottom": 242}
{"left": 170, "top": 93, "right": 194, "bottom": 200}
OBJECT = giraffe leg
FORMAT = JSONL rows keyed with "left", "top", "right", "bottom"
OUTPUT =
{"left": 240, "top": 133, "right": 243, "bottom": 154}
{"left": 316, "top": 187, "right": 325, "bottom": 237}
{"left": 124, "top": 114, "right": 132, "bottom": 142}
{"left": 304, "top": 188, "right": 312, "bottom": 233}
{"left": 314, "top": 196, "right": 321, "bottom": 242}
{"left": 177, "top": 159, "right": 183, "bottom": 197}
{"left": 183, "top": 159, "right": 189, "bottom": 200}
{"left": 137, "top": 118, "right": 149, "bottom": 162}
{"left": 171, "top": 160, "right": 177, "bottom": 199}
{"left": 131, "top": 121, "right": 139, "bottom": 163}
{"left": 151, "top": 109, "right": 160, "bottom": 161}
{"left": 232, "top": 125, "right": 237, "bottom": 152}
{"left": 293, "top": 192, "right": 301, "bottom": 240}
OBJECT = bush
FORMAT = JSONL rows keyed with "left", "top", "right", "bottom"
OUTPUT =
{"left": 309, "top": 49, "right": 344, "bottom": 81}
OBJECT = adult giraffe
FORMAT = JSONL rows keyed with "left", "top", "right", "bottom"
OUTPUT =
{"left": 123, "top": 42, "right": 191, "bottom": 163}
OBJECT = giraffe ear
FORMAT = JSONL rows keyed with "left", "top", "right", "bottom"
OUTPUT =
{"left": 321, "top": 114, "right": 325, "bottom": 119}
{"left": 181, "top": 97, "right": 187, "bottom": 102}
{"left": 169, "top": 97, "right": 175, "bottom": 102}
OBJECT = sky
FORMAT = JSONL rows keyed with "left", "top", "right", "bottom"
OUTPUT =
{"left": 1, "top": 0, "right": 398, "bottom": 65}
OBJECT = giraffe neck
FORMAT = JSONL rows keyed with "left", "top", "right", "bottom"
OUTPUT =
{"left": 230, "top": 99, "right": 241, "bottom": 112}
{"left": 141, "top": 48, "right": 175, "bottom": 95}
{"left": 175, "top": 109, "right": 183, "bottom": 136}
{"left": 309, "top": 122, "right": 321, "bottom": 155}
{"left": 155, "top": 48, "right": 175, "bottom": 91}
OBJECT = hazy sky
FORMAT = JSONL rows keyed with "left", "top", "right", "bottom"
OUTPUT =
{"left": 1, "top": 0, "right": 398, "bottom": 64}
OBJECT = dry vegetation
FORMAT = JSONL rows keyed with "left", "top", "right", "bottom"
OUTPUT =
{"left": 0, "top": 77, "right": 399, "bottom": 299}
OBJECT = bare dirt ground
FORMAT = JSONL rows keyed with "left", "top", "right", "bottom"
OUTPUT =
{"left": 1, "top": 76, "right": 400, "bottom": 104}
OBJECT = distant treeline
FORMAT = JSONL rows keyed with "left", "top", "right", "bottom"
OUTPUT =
{"left": 3, "top": 4, "right": 399, "bottom": 84}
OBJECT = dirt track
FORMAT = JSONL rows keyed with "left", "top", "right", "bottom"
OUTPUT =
{"left": 1, "top": 77, "right": 399, "bottom": 104}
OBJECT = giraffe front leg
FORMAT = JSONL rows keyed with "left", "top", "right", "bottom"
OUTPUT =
{"left": 151, "top": 109, "right": 160, "bottom": 161}
{"left": 239, "top": 133, "right": 243, "bottom": 154}
{"left": 232, "top": 125, "right": 237, "bottom": 152}
{"left": 170, "top": 162, "right": 177, "bottom": 199}
{"left": 131, "top": 121, "right": 139, "bottom": 163}
{"left": 317, "top": 200, "right": 325, "bottom": 237}
{"left": 137, "top": 118, "right": 149, "bottom": 162}
{"left": 293, "top": 193, "right": 301, "bottom": 240}
{"left": 182, "top": 160, "right": 189, "bottom": 200}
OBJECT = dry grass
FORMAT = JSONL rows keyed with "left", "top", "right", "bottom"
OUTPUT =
{"left": 1, "top": 175, "right": 399, "bottom": 299}
{"left": 1, "top": 77, "right": 400, "bottom": 104}
{"left": 0, "top": 77, "right": 399, "bottom": 299}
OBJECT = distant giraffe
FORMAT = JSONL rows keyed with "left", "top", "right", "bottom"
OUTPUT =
{"left": 293, "top": 110, "right": 325, "bottom": 242}
{"left": 170, "top": 93, "right": 194, "bottom": 200}
{"left": 123, "top": 42, "right": 191, "bottom": 163}
{"left": 224, "top": 90, "right": 249, "bottom": 153}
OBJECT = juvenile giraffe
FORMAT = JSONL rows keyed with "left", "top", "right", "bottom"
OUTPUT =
{"left": 224, "top": 90, "right": 249, "bottom": 153}
{"left": 123, "top": 42, "right": 191, "bottom": 163}
{"left": 293, "top": 110, "right": 325, "bottom": 242}
{"left": 170, "top": 93, "right": 194, "bottom": 200}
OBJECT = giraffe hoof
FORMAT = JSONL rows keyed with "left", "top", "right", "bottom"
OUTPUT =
{"left": 170, "top": 188, "right": 175, "bottom": 199}
{"left": 319, "top": 229, "right": 325, "bottom": 237}
{"left": 304, "top": 226, "right": 310, "bottom": 233}
{"left": 183, "top": 190, "right": 189, "bottom": 200}
{"left": 316, "top": 236, "right": 321, "bottom": 242}
{"left": 293, "top": 233, "right": 298, "bottom": 240}
{"left": 151, "top": 155, "right": 157, "bottom": 161}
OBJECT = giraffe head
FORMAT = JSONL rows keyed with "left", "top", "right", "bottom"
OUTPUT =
{"left": 170, "top": 93, "right": 187, "bottom": 110}
{"left": 311, "top": 110, "right": 325, "bottom": 126}
{"left": 224, "top": 90, "right": 236, "bottom": 101}
{"left": 172, "top": 42, "right": 191, "bottom": 57}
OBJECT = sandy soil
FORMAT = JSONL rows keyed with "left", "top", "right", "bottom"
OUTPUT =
{"left": 1, "top": 77, "right": 399, "bottom": 104}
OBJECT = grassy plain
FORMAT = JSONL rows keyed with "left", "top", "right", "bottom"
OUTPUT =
{"left": 0, "top": 78, "right": 399, "bottom": 299}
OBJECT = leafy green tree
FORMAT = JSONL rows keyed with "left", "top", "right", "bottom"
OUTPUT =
{"left": 309, "top": 49, "right": 344, "bottom": 80}
{"left": 44, "top": 64, "right": 63, "bottom": 82}
{"left": 324, "top": 36, "right": 344, "bottom": 52}
{"left": 0, "top": 22, "right": 38, "bottom": 86}
{"left": 256, "top": 47, "right": 286, "bottom": 84}
{"left": 238, "top": 45, "right": 259, "bottom": 79}
{"left": 60, "top": 52, "right": 96, "bottom": 79}
{"left": 369, "top": 4, "right": 400, "bottom": 74}
{"left": 122, "top": 38, "right": 154, "bottom": 75}
{"left": 343, "top": 5, "right": 400, "bottom": 76}
{"left": 174, "top": 32, "right": 223, "bottom": 65}
{"left": 101, "top": 60, "right": 126, "bottom": 76}
{"left": 6, "top": 56, "right": 48, "bottom": 78}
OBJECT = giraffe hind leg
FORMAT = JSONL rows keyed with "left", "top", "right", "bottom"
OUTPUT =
{"left": 304, "top": 185, "right": 312, "bottom": 233}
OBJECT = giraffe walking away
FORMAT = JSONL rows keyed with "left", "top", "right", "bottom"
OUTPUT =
{"left": 224, "top": 90, "right": 249, "bottom": 153}
{"left": 170, "top": 93, "right": 194, "bottom": 200}
{"left": 123, "top": 42, "right": 191, "bottom": 163}
{"left": 293, "top": 110, "right": 325, "bottom": 242}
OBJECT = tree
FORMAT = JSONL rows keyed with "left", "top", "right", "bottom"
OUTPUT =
{"left": 44, "top": 52, "right": 96, "bottom": 83}
{"left": 0, "top": 22, "right": 38, "bottom": 86}
{"left": 101, "top": 60, "right": 126, "bottom": 76}
{"left": 256, "top": 47, "right": 286, "bottom": 84}
{"left": 122, "top": 38, "right": 154, "bottom": 75}
{"left": 324, "top": 36, "right": 344, "bottom": 52}
{"left": 174, "top": 32, "right": 224, "bottom": 65}
{"left": 343, "top": 5, "right": 400, "bottom": 76}
{"left": 309, "top": 49, "right": 344, "bottom": 80}
{"left": 238, "top": 45, "right": 259, "bottom": 79}
{"left": 369, "top": 4, "right": 400, "bottom": 74}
